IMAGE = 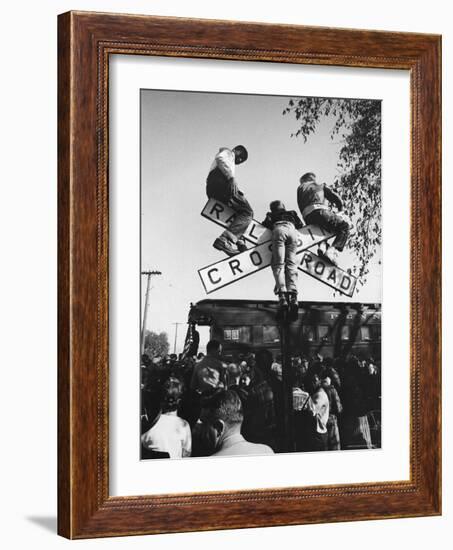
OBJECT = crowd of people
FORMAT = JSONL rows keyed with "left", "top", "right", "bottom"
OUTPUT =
{"left": 140, "top": 341, "right": 381, "bottom": 460}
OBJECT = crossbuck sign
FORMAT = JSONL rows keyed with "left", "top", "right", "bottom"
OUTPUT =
{"left": 198, "top": 199, "right": 357, "bottom": 297}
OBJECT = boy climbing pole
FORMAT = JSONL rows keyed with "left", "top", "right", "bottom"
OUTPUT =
{"left": 206, "top": 145, "right": 253, "bottom": 256}
{"left": 261, "top": 200, "right": 303, "bottom": 314}
{"left": 297, "top": 172, "right": 350, "bottom": 266}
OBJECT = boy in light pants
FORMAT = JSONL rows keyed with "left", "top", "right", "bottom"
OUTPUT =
{"left": 262, "top": 201, "right": 303, "bottom": 308}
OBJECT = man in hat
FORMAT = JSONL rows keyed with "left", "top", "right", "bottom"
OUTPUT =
{"left": 297, "top": 172, "right": 351, "bottom": 266}
{"left": 206, "top": 145, "right": 253, "bottom": 256}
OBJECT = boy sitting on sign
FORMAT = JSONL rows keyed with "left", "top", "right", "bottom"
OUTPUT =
{"left": 261, "top": 200, "right": 304, "bottom": 309}
{"left": 206, "top": 145, "right": 253, "bottom": 257}
{"left": 297, "top": 172, "right": 351, "bottom": 266}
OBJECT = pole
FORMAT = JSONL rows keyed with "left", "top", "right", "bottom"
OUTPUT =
{"left": 172, "top": 322, "right": 183, "bottom": 355}
{"left": 141, "top": 270, "right": 162, "bottom": 355}
{"left": 279, "top": 315, "right": 295, "bottom": 452}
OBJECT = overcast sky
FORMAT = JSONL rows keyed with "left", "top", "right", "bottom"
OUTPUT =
{"left": 141, "top": 89, "right": 382, "bottom": 353}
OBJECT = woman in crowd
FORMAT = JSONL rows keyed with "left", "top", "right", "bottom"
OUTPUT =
{"left": 141, "top": 377, "right": 192, "bottom": 458}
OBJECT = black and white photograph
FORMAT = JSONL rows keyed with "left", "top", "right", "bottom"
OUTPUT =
{"left": 139, "top": 89, "right": 382, "bottom": 460}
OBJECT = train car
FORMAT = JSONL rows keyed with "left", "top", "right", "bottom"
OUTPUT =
{"left": 189, "top": 299, "right": 381, "bottom": 361}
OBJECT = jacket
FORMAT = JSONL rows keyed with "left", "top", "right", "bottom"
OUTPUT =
{"left": 297, "top": 181, "right": 343, "bottom": 218}
{"left": 261, "top": 209, "right": 304, "bottom": 230}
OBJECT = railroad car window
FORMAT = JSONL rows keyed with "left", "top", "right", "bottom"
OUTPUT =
{"left": 371, "top": 324, "right": 381, "bottom": 340}
{"left": 318, "top": 325, "right": 331, "bottom": 342}
{"left": 361, "top": 326, "right": 371, "bottom": 341}
{"left": 263, "top": 325, "right": 280, "bottom": 343}
{"left": 223, "top": 326, "right": 251, "bottom": 343}
{"left": 302, "top": 325, "right": 315, "bottom": 342}
{"left": 341, "top": 325, "right": 350, "bottom": 341}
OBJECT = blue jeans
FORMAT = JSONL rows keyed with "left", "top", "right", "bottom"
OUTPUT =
{"left": 305, "top": 209, "right": 350, "bottom": 251}
{"left": 207, "top": 170, "right": 253, "bottom": 242}
{"left": 271, "top": 222, "right": 298, "bottom": 294}
{"left": 224, "top": 193, "right": 254, "bottom": 241}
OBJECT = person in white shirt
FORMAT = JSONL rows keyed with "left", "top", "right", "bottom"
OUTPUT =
{"left": 306, "top": 373, "right": 330, "bottom": 451}
{"left": 141, "top": 377, "right": 191, "bottom": 459}
{"left": 206, "top": 145, "right": 253, "bottom": 256}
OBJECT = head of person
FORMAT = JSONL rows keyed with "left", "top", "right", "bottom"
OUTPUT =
{"left": 327, "top": 366, "right": 341, "bottom": 389}
{"left": 270, "top": 200, "right": 285, "bottom": 212}
{"left": 200, "top": 389, "right": 244, "bottom": 451}
{"left": 348, "top": 355, "right": 361, "bottom": 367}
{"left": 232, "top": 145, "right": 248, "bottom": 165}
{"left": 307, "top": 373, "right": 321, "bottom": 395}
{"left": 141, "top": 388, "right": 162, "bottom": 434}
{"left": 239, "top": 374, "right": 251, "bottom": 388}
{"left": 161, "top": 377, "right": 183, "bottom": 413}
{"left": 346, "top": 355, "right": 361, "bottom": 378}
{"left": 321, "top": 375, "right": 331, "bottom": 389}
{"left": 255, "top": 348, "right": 273, "bottom": 375}
{"left": 141, "top": 354, "right": 151, "bottom": 367}
{"left": 301, "top": 356, "right": 309, "bottom": 373}
{"left": 227, "top": 362, "right": 240, "bottom": 378}
{"left": 299, "top": 172, "right": 317, "bottom": 185}
{"left": 206, "top": 339, "right": 222, "bottom": 358}
{"left": 272, "top": 362, "right": 282, "bottom": 380}
{"left": 367, "top": 361, "right": 377, "bottom": 375}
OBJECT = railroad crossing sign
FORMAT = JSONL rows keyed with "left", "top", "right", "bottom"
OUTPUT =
{"left": 201, "top": 198, "right": 332, "bottom": 249}
{"left": 299, "top": 250, "right": 357, "bottom": 297}
{"left": 198, "top": 199, "right": 357, "bottom": 297}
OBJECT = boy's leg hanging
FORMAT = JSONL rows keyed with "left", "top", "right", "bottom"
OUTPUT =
{"left": 305, "top": 209, "right": 350, "bottom": 252}
{"left": 271, "top": 227, "right": 288, "bottom": 310}
{"left": 285, "top": 230, "right": 299, "bottom": 322}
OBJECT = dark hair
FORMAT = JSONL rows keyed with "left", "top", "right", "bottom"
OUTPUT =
{"left": 161, "top": 377, "right": 183, "bottom": 413}
{"left": 206, "top": 339, "right": 221, "bottom": 355}
{"left": 270, "top": 200, "right": 285, "bottom": 212}
{"left": 307, "top": 373, "right": 321, "bottom": 394}
{"left": 201, "top": 389, "right": 244, "bottom": 425}
{"left": 233, "top": 144, "right": 248, "bottom": 162}
{"left": 255, "top": 348, "right": 273, "bottom": 372}
{"left": 299, "top": 172, "right": 316, "bottom": 184}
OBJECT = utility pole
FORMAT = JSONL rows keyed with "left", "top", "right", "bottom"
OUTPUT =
{"left": 279, "top": 318, "right": 295, "bottom": 452}
{"left": 277, "top": 305, "right": 298, "bottom": 453}
{"left": 172, "top": 322, "right": 184, "bottom": 355}
{"left": 141, "top": 270, "right": 162, "bottom": 355}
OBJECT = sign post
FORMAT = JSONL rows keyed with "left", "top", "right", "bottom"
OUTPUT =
{"left": 279, "top": 316, "right": 295, "bottom": 452}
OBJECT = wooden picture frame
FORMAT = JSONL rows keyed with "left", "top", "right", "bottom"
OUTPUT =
{"left": 58, "top": 11, "right": 441, "bottom": 539}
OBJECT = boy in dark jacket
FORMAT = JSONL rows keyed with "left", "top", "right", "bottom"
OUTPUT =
{"left": 297, "top": 172, "right": 350, "bottom": 266}
{"left": 262, "top": 200, "right": 303, "bottom": 307}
